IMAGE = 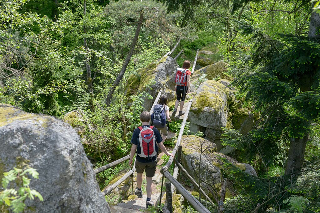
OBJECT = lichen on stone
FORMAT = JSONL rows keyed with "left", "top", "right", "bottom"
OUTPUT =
{"left": 126, "top": 61, "right": 159, "bottom": 96}
{"left": 205, "top": 61, "right": 231, "bottom": 81}
{"left": 0, "top": 104, "right": 49, "bottom": 127}
{"left": 193, "top": 80, "right": 228, "bottom": 112}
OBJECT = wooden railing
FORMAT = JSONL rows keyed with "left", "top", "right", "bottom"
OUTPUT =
{"left": 95, "top": 91, "right": 162, "bottom": 196}
{"left": 94, "top": 41, "right": 213, "bottom": 212}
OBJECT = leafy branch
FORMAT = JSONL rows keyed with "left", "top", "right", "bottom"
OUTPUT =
{"left": 0, "top": 166, "right": 43, "bottom": 213}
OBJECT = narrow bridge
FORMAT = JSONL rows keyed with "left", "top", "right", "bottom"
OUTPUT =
{"left": 94, "top": 41, "right": 219, "bottom": 213}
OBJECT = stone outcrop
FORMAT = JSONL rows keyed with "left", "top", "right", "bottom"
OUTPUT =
{"left": 180, "top": 135, "right": 257, "bottom": 194}
{"left": 0, "top": 104, "right": 110, "bottom": 213}
{"left": 188, "top": 80, "right": 232, "bottom": 150}
{"left": 126, "top": 56, "right": 178, "bottom": 110}
{"left": 193, "top": 61, "right": 231, "bottom": 81}
{"left": 196, "top": 50, "right": 217, "bottom": 67}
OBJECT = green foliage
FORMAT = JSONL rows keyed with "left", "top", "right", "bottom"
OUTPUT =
{"left": 96, "top": 162, "right": 130, "bottom": 189}
{"left": 282, "top": 196, "right": 309, "bottom": 213}
{"left": 168, "top": 120, "right": 190, "bottom": 135}
{"left": 0, "top": 166, "right": 43, "bottom": 213}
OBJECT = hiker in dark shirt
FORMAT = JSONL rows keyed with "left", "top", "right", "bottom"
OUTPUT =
{"left": 129, "top": 111, "right": 172, "bottom": 208}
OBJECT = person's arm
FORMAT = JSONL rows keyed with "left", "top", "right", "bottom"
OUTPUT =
{"left": 129, "top": 144, "right": 137, "bottom": 166}
{"left": 165, "top": 106, "right": 171, "bottom": 122}
{"left": 187, "top": 73, "right": 191, "bottom": 93}
{"left": 158, "top": 142, "right": 173, "bottom": 157}
{"left": 129, "top": 128, "right": 139, "bottom": 166}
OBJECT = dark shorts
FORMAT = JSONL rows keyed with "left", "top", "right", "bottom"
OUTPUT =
{"left": 157, "top": 125, "right": 168, "bottom": 136}
{"left": 176, "top": 86, "right": 188, "bottom": 101}
{"left": 135, "top": 160, "right": 157, "bottom": 177}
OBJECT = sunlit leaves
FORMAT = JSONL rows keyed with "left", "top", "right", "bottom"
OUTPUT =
{"left": 0, "top": 166, "right": 43, "bottom": 213}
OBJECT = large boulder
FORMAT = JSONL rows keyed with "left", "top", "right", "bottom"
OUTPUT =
{"left": 126, "top": 56, "right": 177, "bottom": 110}
{"left": 180, "top": 135, "right": 257, "bottom": 193}
{"left": 0, "top": 104, "right": 110, "bottom": 213}
{"left": 193, "top": 61, "right": 231, "bottom": 81}
{"left": 188, "top": 80, "right": 233, "bottom": 150}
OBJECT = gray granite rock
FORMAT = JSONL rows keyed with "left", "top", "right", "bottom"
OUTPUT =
{"left": 0, "top": 104, "right": 110, "bottom": 213}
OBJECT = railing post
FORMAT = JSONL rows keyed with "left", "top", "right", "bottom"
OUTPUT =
{"left": 199, "top": 143, "right": 202, "bottom": 202}
{"left": 166, "top": 182, "right": 173, "bottom": 213}
{"left": 157, "top": 175, "right": 165, "bottom": 209}
{"left": 131, "top": 173, "right": 134, "bottom": 194}
{"left": 176, "top": 146, "right": 182, "bottom": 183}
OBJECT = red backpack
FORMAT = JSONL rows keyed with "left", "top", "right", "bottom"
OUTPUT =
{"left": 138, "top": 126, "right": 157, "bottom": 159}
{"left": 175, "top": 68, "right": 189, "bottom": 86}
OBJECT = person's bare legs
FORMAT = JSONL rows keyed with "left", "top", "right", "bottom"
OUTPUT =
{"left": 137, "top": 173, "right": 142, "bottom": 189}
{"left": 146, "top": 176, "right": 152, "bottom": 198}
{"left": 180, "top": 101, "right": 184, "bottom": 112}
{"left": 173, "top": 100, "right": 179, "bottom": 116}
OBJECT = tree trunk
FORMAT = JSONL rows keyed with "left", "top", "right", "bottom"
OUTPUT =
{"left": 284, "top": 8, "right": 319, "bottom": 177}
{"left": 105, "top": 12, "right": 144, "bottom": 106}
{"left": 285, "top": 135, "right": 308, "bottom": 176}
{"left": 309, "top": 4, "right": 320, "bottom": 40}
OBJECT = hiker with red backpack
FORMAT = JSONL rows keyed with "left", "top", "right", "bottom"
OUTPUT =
{"left": 172, "top": 60, "right": 191, "bottom": 117}
{"left": 129, "top": 111, "right": 172, "bottom": 208}
{"left": 151, "top": 95, "right": 171, "bottom": 141}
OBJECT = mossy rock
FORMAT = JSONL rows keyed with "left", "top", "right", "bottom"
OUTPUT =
{"left": 63, "top": 110, "right": 86, "bottom": 137}
{"left": 196, "top": 48, "right": 222, "bottom": 67}
{"left": 206, "top": 61, "right": 231, "bottom": 81}
{"left": 193, "top": 80, "right": 229, "bottom": 111}
{"left": 181, "top": 135, "right": 216, "bottom": 156}
{"left": 126, "top": 61, "right": 158, "bottom": 96}
{"left": 180, "top": 135, "right": 257, "bottom": 199}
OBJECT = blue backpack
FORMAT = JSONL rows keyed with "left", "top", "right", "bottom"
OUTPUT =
{"left": 151, "top": 104, "right": 166, "bottom": 128}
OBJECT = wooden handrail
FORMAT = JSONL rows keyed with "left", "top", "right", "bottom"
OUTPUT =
{"left": 150, "top": 91, "right": 162, "bottom": 114}
{"left": 94, "top": 155, "right": 130, "bottom": 174}
{"left": 191, "top": 49, "right": 199, "bottom": 74}
{"left": 174, "top": 50, "right": 184, "bottom": 61}
{"left": 102, "top": 168, "right": 135, "bottom": 195}
{"left": 158, "top": 38, "right": 181, "bottom": 62}
{"left": 161, "top": 99, "right": 193, "bottom": 172}
{"left": 162, "top": 170, "right": 211, "bottom": 213}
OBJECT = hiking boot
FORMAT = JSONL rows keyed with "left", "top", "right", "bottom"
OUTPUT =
{"left": 172, "top": 108, "right": 177, "bottom": 117}
{"left": 146, "top": 200, "right": 154, "bottom": 208}
{"left": 179, "top": 111, "right": 184, "bottom": 116}
{"left": 135, "top": 188, "right": 142, "bottom": 198}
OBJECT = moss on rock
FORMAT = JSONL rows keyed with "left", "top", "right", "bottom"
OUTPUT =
{"left": 181, "top": 135, "right": 216, "bottom": 156}
{"left": 126, "top": 58, "right": 163, "bottom": 96}
{"left": 193, "top": 80, "right": 229, "bottom": 113}
{"left": 0, "top": 104, "right": 49, "bottom": 127}
{"left": 206, "top": 61, "right": 231, "bottom": 81}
